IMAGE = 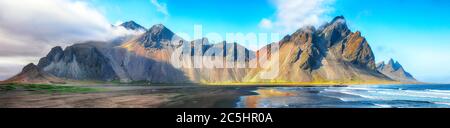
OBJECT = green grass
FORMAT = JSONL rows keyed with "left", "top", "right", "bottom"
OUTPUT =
{"left": 0, "top": 83, "right": 104, "bottom": 93}
{"left": 0, "top": 85, "right": 17, "bottom": 91}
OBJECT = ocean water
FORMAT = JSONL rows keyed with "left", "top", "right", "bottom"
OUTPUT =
{"left": 236, "top": 84, "right": 450, "bottom": 108}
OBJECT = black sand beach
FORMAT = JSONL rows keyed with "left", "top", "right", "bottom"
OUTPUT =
{"left": 2, "top": 84, "right": 450, "bottom": 108}
{"left": 0, "top": 85, "right": 257, "bottom": 108}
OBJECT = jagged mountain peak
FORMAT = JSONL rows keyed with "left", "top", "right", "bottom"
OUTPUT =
{"left": 331, "top": 15, "right": 346, "bottom": 24}
{"left": 50, "top": 46, "right": 64, "bottom": 53}
{"left": 122, "top": 20, "right": 137, "bottom": 24}
{"left": 136, "top": 24, "right": 179, "bottom": 48}
{"left": 388, "top": 58, "right": 395, "bottom": 65}
{"left": 354, "top": 31, "right": 362, "bottom": 36}
{"left": 37, "top": 46, "right": 64, "bottom": 69}
{"left": 4, "top": 63, "right": 65, "bottom": 84}
{"left": 377, "top": 59, "right": 416, "bottom": 82}
{"left": 22, "top": 63, "right": 39, "bottom": 73}
{"left": 293, "top": 26, "right": 316, "bottom": 35}
{"left": 378, "top": 58, "right": 407, "bottom": 72}
{"left": 145, "top": 24, "right": 174, "bottom": 37}
{"left": 283, "top": 25, "right": 316, "bottom": 46}
{"left": 280, "top": 35, "right": 292, "bottom": 42}
{"left": 149, "top": 24, "right": 170, "bottom": 33}
{"left": 37, "top": 42, "right": 119, "bottom": 81}
{"left": 14, "top": 15, "right": 417, "bottom": 84}
{"left": 386, "top": 58, "right": 403, "bottom": 71}
{"left": 119, "top": 21, "right": 146, "bottom": 31}
{"left": 317, "top": 16, "right": 351, "bottom": 47}
{"left": 320, "top": 16, "right": 347, "bottom": 30}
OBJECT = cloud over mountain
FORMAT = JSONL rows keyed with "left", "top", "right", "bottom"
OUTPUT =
{"left": 260, "top": 0, "right": 335, "bottom": 33}
{"left": 0, "top": 0, "right": 142, "bottom": 80}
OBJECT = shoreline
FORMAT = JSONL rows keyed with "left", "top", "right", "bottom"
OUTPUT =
{"left": 0, "top": 81, "right": 430, "bottom": 87}
{"left": 1, "top": 83, "right": 447, "bottom": 108}
{"left": 0, "top": 84, "right": 259, "bottom": 108}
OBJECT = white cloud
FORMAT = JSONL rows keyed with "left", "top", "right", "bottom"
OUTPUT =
{"left": 112, "top": 26, "right": 146, "bottom": 37}
{"left": 114, "top": 21, "right": 125, "bottom": 26}
{"left": 260, "top": 0, "right": 334, "bottom": 33}
{"left": 259, "top": 18, "right": 273, "bottom": 29}
{"left": 0, "top": 0, "right": 113, "bottom": 42}
{"left": 150, "top": 0, "right": 169, "bottom": 18}
{"left": 0, "top": 0, "right": 143, "bottom": 80}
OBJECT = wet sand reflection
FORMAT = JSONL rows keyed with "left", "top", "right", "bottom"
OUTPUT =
{"left": 243, "top": 88, "right": 296, "bottom": 108}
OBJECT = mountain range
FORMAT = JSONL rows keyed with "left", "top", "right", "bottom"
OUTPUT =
{"left": 377, "top": 59, "right": 416, "bottom": 82}
{"left": 2, "top": 16, "right": 418, "bottom": 85}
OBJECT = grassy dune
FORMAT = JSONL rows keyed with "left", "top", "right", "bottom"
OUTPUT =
{"left": 0, "top": 83, "right": 104, "bottom": 93}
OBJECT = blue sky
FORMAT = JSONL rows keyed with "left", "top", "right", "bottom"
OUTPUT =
{"left": 89, "top": 0, "right": 450, "bottom": 37}
{"left": 90, "top": 0, "right": 276, "bottom": 35}
{"left": 0, "top": 0, "right": 449, "bottom": 83}
{"left": 330, "top": 0, "right": 450, "bottom": 83}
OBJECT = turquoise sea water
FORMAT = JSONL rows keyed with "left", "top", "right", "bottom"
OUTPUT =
{"left": 236, "top": 84, "right": 450, "bottom": 108}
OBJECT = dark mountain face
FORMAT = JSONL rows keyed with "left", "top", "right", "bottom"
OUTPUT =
{"left": 319, "top": 16, "right": 376, "bottom": 70}
{"left": 275, "top": 16, "right": 375, "bottom": 72}
{"left": 8, "top": 16, "right": 416, "bottom": 84}
{"left": 119, "top": 21, "right": 146, "bottom": 31}
{"left": 245, "top": 16, "right": 386, "bottom": 82}
{"left": 37, "top": 46, "right": 64, "bottom": 68}
{"left": 288, "top": 16, "right": 375, "bottom": 70}
{"left": 290, "top": 26, "right": 322, "bottom": 70}
{"left": 387, "top": 59, "right": 403, "bottom": 71}
{"left": 318, "top": 16, "right": 351, "bottom": 47}
{"left": 137, "top": 24, "right": 182, "bottom": 49}
{"left": 377, "top": 59, "right": 416, "bottom": 82}
{"left": 37, "top": 42, "right": 118, "bottom": 81}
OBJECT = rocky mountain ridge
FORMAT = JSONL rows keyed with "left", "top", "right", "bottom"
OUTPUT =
{"left": 4, "top": 16, "right": 418, "bottom": 84}
{"left": 377, "top": 59, "right": 416, "bottom": 82}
